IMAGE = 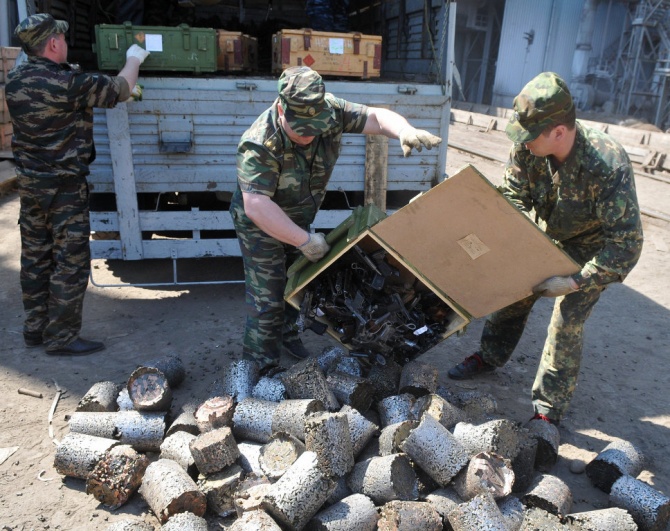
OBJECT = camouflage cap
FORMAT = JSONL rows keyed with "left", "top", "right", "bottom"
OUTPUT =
{"left": 505, "top": 72, "right": 574, "bottom": 143}
{"left": 278, "top": 66, "right": 335, "bottom": 136}
{"left": 15, "top": 13, "right": 69, "bottom": 49}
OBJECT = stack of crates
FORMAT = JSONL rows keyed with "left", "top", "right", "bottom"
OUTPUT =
{"left": 0, "top": 47, "right": 21, "bottom": 154}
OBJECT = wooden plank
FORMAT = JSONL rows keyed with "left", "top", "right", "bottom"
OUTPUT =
{"left": 364, "top": 134, "right": 388, "bottom": 211}
{"left": 106, "top": 106, "right": 143, "bottom": 260}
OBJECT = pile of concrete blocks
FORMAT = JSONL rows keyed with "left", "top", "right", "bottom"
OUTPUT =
{"left": 53, "top": 349, "right": 669, "bottom": 531}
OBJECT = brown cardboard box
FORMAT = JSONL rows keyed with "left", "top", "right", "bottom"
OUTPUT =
{"left": 285, "top": 165, "right": 579, "bottom": 362}
{"left": 216, "top": 30, "right": 258, "bottom": 73}
{"left": 0, "top": 47, "right": 21, "bottom": 84}
{"left": 272, "top": 29, "right": 381, "bottom": 79}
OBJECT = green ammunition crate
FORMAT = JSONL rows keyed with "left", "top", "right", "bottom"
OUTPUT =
{"left": 93, "top": 23, "right": 217, "bottom": 73}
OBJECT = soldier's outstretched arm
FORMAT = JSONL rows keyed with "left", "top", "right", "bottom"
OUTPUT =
{"left": 363, "top": 107, "right": 442, "bottom": 157}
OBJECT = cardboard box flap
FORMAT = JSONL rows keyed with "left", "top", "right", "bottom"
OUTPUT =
{"left": 370, "top": 165, "right": 580, "bottom": 319}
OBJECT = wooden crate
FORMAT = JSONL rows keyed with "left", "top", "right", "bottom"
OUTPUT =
{"left": 1, "top": 121, "right": 13, "bottom": 152}
{"left": 272, "top": 29, "right": 381, "bottom": 79}
{"left": 0, "top": 47, "right": 21, "bottom": 84}
{"left": 216, "top": 30, "right": 257, "bottom": 73}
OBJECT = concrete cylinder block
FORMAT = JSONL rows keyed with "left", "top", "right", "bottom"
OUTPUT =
{"left": 76, "top": 381, "right": 120, "bottom": 412}
{"left": 68, "top": 411, "right": 166, "bottom": 452}
{"left": 347, "top": 454, "right": 419, "bottom": 505}
{"left": 54, "top": 432, "right": 119, "bottom": 479}
{"left": 446, "top": 491, "right": 509, "bottom": 531}
{"left": 258, "top": 431, "right": 306, "bottom": 481}
{"left": 511, "top": 428, "right": 538, "bottom": 493}
{"left": 378, "top": 500, "right": 443, "bottom": 531}
{"left": 526, "top": 418, "right": 560, "bottom": 471}
{"left": 329, "top": 355, "right": 363, "bottom": 377}
{"left": 449, "top": 390, "right": 498, "bottom": 422}
{"left": 585, "top": 439, "right": 646, "bottom": 493}
{"left": 228, "top": 510, "right": 282, "bottom": 530}
{"left": 424, "top": 487, "right": 462, "bottom": 526}
{"left": 326, "top": 371, "right": 375, "bottom": 412}
{"left": 261, "top": 451, "right": 336, "bottom": 531}
{"left": 522, "top": 473, "right": 573, "bottom": 517}
{"left": 280, "top": 357, "right": 339, "bottom": 411}
{"left": 379, "top": 420, "right": 418, "bottom": 456}
{"left": 197, "top": 464, "right": 243, "bottom": 517}
{"left": 566, "top": 507, "right": 637, "bottom": 530}
{"left": 166, "top": 402, "right": 199, "bottom": 437}
{"left": 304, "top": 411, "right": 355, "bottom": 477}
{"left": 398, "top": 360, "right": 438, "bottom": 397}
{"left": 339, "top": 404, "right": 378, "bottom": 458}
{"left": 160, "top": 511, "right": 208, "bottom": 530}
{"left": 271, "top": 398, "right": 324, "bottom": 441}
{"left": 142, "top": 354, "right": 186, "bottom": 388}
{"left": 160, "top": 431, "right": 197, "bottom": 474}
{"left": 309, "top": 493, "right": 379, "bottom": 530}
{"left": 411, "top": 393, "right": 466, "bottom": 430}
{"left": 316, "top": 346, "right": 347, "bottom": 373}
{"left": 190, "top": 426, "right": 240, "bottom": 476}
{"left": 232, "top": 398, "right": 279, "bottom": 443}
{"left": 497, "top": 495, "right": 524, "bottom": 531}
{"left": 400, "top": 414, "right": 470, "bottom": 486}
{"left": 609, "top": 474, "right": 670, "bottom": 531}
{"left": 377, "top": 393, "right": 416, "bottom": 427}
{"left": 194, "top": 395, "right": 235, "bottom": 433}
{"left": 325, "top": 476, "right": 353, "bottom": 506}
{"left": 237, "top": 441, "right": 264, "bottom": 476}
{"left": 220, "top": 359, "right": 260, "bottom": 402}
{"left": 367, "top": 358, "right": 402, "bottom": 401}
{"left": 452, "top": 419, "right": 520, "bottom": 460}
{"left": 252, "top": 376, "right": 287, "bottom": 402}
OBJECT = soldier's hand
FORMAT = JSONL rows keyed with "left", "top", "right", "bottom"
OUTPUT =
{"left": 298, "top": 232, "right": 330, "bottom": 262}
{"left": 398, "top": 127, "right": 442, "bottom": 157}
{"left": 124, "top": 83, "right": 143, "bottom": 103}
{"left": 532, "top": 276, "right": 578, "bottom": 297}
{"left": 126, "top": 44, "right": 150, "bottom": 64}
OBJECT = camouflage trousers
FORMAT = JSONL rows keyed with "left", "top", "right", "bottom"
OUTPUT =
{"left": 230, "top": 200, "right": 303, "bottom": 367}
{"left": 480, "top": 285, "right": 605, "bottom": 420}
{"left": 18, "top": 175, "right": 91, "bottom": 350}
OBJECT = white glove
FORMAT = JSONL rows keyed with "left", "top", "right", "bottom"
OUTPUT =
{"left": 298, "top": 232, "right": 330, "bottom": 262}
{"left": 398, "top": 127, "right": 442, "bottom": 157}
{"left": 126, "top": 44, "right": 150, "bottom": 64}
{"left": 532, "top": 276, "right": 579, "bottom": 297}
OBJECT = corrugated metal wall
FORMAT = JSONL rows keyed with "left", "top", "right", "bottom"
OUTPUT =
{"left": 88, "top": 77, "right": 449, "bottom": 260}
{"left": 491, "top": 0, "right": 584, "bottom": 107}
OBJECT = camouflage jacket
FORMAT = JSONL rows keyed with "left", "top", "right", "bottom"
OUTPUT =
{"left": 6, "top": 56, "right": 129, "bottom": 182}
{"left": 233, "top": 94, "right": 368, "bottom": 228}
{"left": 503, "top": 121, "right": 643, "bottom": 290}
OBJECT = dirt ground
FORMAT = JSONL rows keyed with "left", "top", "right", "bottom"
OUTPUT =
{"left": 0, "top": 168, "right": 669, "bottom": 529}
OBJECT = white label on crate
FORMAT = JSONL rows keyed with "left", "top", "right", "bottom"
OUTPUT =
{"left": 145, "top": 34, "right": 164, "bottom": 52}
{"left": 457, "top": 233, "right": 490, "bottom": 260}
{"left": 329, "top": 38, "right": 345, "bottom": 54}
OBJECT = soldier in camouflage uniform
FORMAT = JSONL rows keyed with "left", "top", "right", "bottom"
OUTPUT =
{"left": 6, "top": 14, "right": 150, "bottom": 355}
{"left": 448, "top": 72, "right": 644, "bottom": 425}
{"left": 232, "top": 66, "right": 441, "bottom": 370}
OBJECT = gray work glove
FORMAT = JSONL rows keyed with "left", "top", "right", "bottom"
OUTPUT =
{"left": 126, "top": 44, "right": 150, "bottom": 64}
{"left": 398, "top": 127, "right": 442, "bottom": 157}
{"left": 532, "top": 276, "right": 578, "bottom": 297}
{"left": 298, "top": 232, "right": 330, "bottom": 262}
